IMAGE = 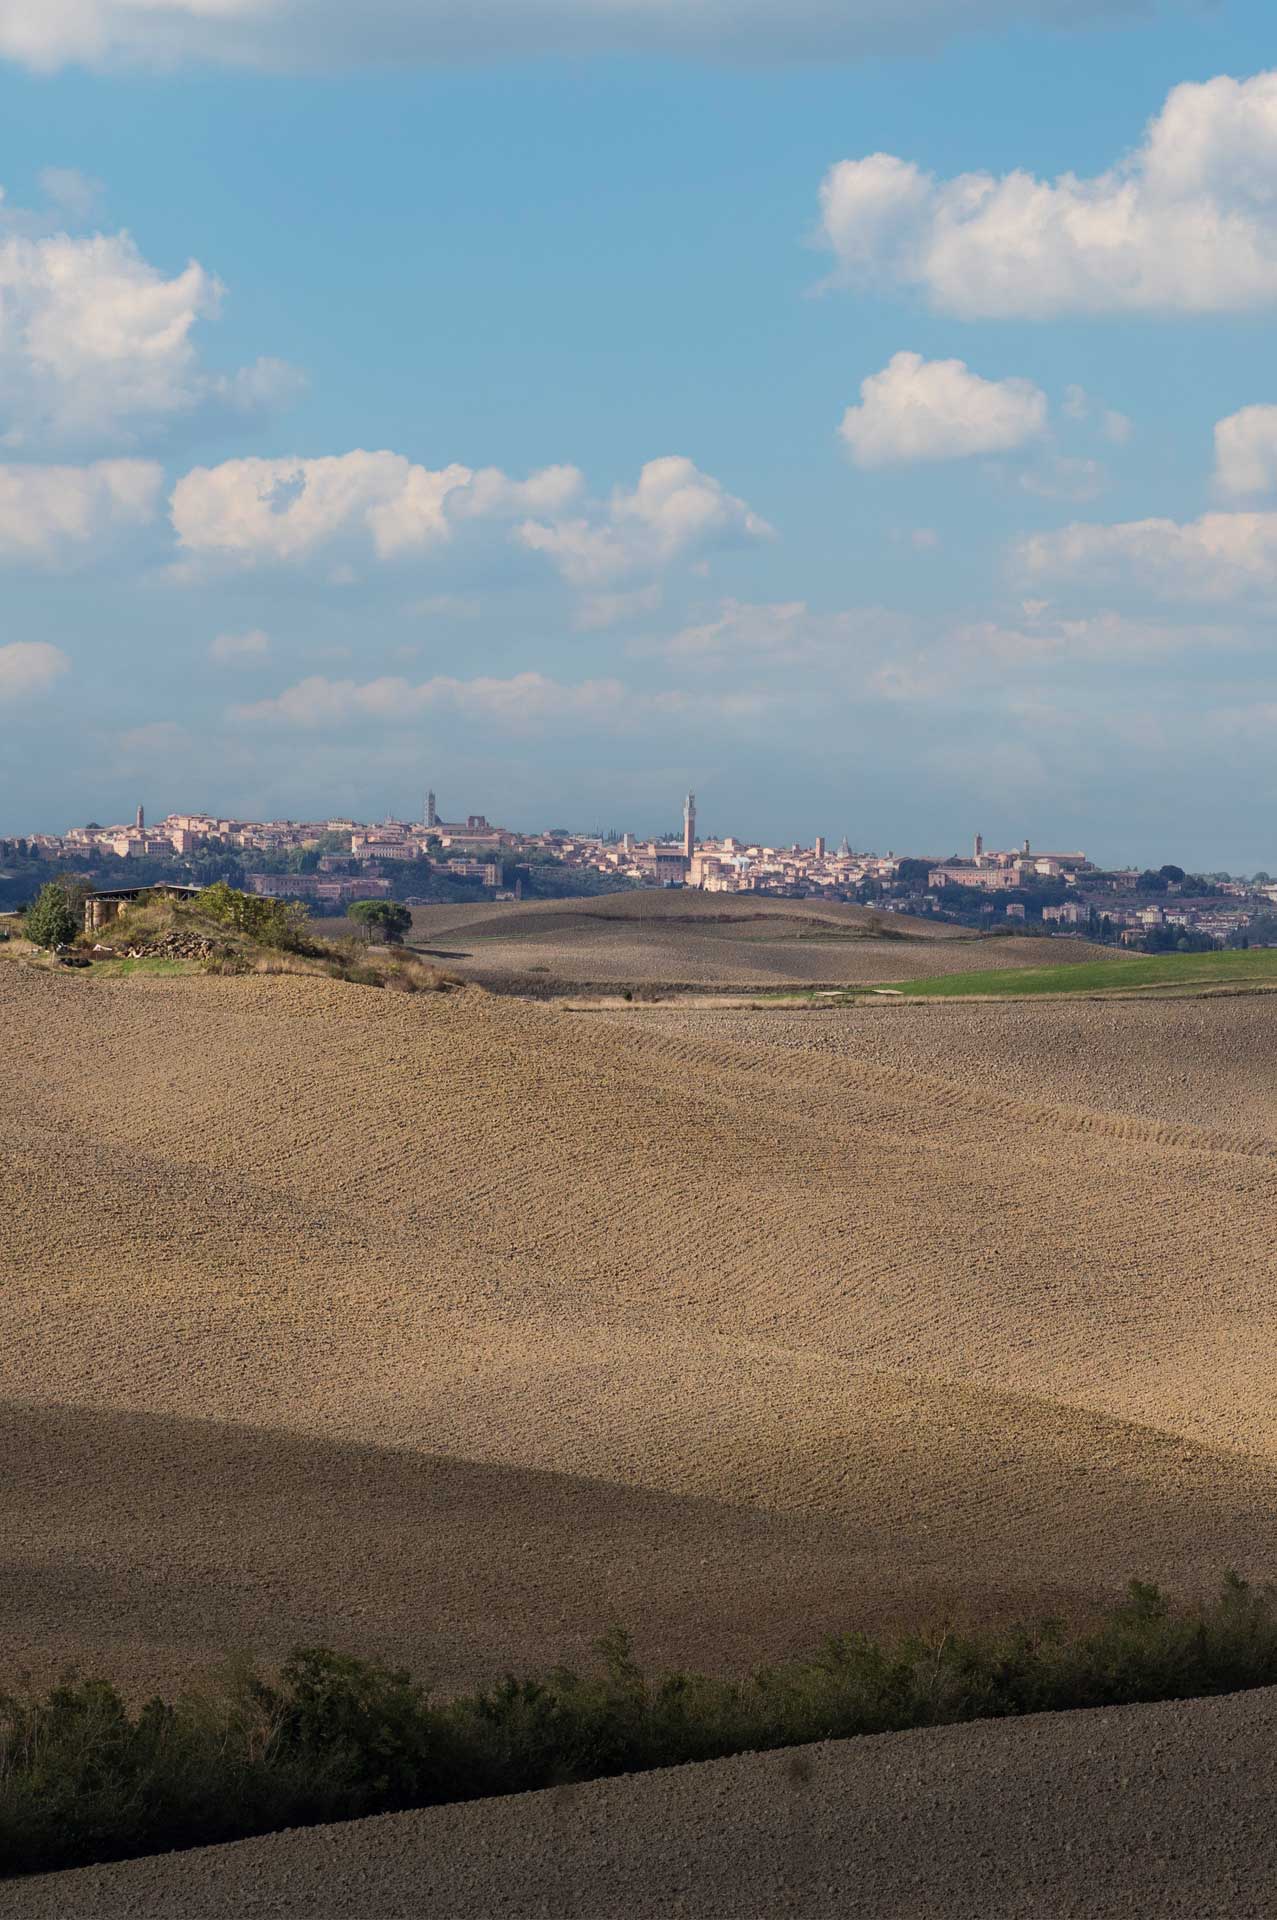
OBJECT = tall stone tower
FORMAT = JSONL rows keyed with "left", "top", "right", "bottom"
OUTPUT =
{"left": 135, "top": 802, "right": 145, "bottom": 832}
{"left": 683, "top": 792, "right": 696, "bottom": 860}
{"left": 425, "top": 790, "right": 437, "bottom": 829}
{"left": 974, "top": 832, "right": 983, "bottom": 860}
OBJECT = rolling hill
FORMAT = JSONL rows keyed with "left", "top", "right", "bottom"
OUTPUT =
{"left": 3, "top": 948, "right": 1276, "bottom": 1703}
{"left": 407, "top": 889, "right": 1113, "bottom": 994}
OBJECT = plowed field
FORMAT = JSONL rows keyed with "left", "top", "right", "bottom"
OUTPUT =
{"left": 2, "top": 955, "right": 1275, "bottom": 1700}
{"left": 14, "top": 1689, "right": 1277, "bottom": 1919}
{"left": 408, "top": 891, "right": 1113, "bottom": 993}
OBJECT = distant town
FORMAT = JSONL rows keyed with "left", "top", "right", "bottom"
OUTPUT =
{"left": 4, "top": 790, "right": 1277, "bottom": 951}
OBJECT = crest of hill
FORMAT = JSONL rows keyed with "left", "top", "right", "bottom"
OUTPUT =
{"left": 412, "top": 891, "right": 955, "bottom": 942}
{"left": 409, "top": 891, "right": 1113, "bottom": 993}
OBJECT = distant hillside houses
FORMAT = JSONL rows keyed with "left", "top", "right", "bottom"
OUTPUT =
{"left": 929, "top": 839, "right": 1091, "bottom": 893}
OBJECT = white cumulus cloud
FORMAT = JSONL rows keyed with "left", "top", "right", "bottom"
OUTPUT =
{"left": 0, "top": 639, "right": 70, "bottom": 699}
{"left": 1019, "top": 510, "right": 1277, "bottom": 599}
{"left": 819, "top": 69, "right": 1277, "bottom": 316}
{"left": 0, "top": 458, "right": 162, "bottom": 562}
{"left": 170, "top": 451, "right": 584, "bottom": 566}
{"left": 0, "top": 192, "right": 301, "bottom": 445}
{"left": 839, "top": 351, "right": 1047, "bottom": 467}
{"left": 0, "top": 0, "right": 1148, "bottom": 74}
{"left": 516, "top": 456, "right": 771, "bottom": 584}
{"left": 1213, "top": 405, "right": 1277, "bottom": 497}
{"left": 173, "top": 449, "right": 769, "bottom": 595}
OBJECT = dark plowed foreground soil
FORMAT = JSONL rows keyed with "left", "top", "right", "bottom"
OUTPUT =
{"left": 13, "top": 1688, "right": 1277, "bottom": 1918}
{"left": 2, "top": 956, "right": 1277, "bottom": 1700}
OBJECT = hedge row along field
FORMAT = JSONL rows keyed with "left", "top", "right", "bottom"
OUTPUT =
{"left": 3, "top": 1578, "right": 1275, "bottom": 1881}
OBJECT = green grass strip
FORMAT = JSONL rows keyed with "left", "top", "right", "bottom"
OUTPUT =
{"left": 890, "top": 947, "right": 1277, "bottom": 998}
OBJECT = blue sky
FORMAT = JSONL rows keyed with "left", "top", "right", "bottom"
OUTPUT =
{"left": 3, "top": 0, "right": 1277, "bottom": 866}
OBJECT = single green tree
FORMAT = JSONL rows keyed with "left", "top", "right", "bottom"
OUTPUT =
{"left": 348, "top": 900, "right": 413, "bottom": 944}
{"left": 24, "top": 882, "right": 79, "bottom": 949}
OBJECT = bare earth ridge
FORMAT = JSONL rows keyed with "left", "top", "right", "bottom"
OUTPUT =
{"left": 12, "top": 1688, "right": 1277, "bottom": 1918}
{"left": 3, "top": 954, "right": 1277, "bottom": 1702}
{"left": 408, "top": 890, "right": 1114, "bottom": 992}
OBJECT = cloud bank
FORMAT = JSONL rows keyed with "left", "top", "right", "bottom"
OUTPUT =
{"left": 0, "top": 459, "right": 162, "bottom": 561}
{"left": 1020, "top": 511, "right": 1277, "bottom": 600}
{"left": 819, "top": 69, "right": 1277, "bottom": 316}
{"left": 171, "top": 451, "right": 583, "bottom": 566}
{"left": 0, "top": 0, "right": 1148, "bottom": 73}
{"left": 171, "top": 450, "right": 768, "bottom": 585}
{"left": 232, "top": 669, "right": 747, "bottom": 732}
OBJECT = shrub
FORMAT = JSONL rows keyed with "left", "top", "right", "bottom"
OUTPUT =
{"left": 199, "top": 952, "right": 251, "bottom": 976}
{"left": 1, "top": 1578, "right": 1276, "bottom": 1881}
{"left": 22, "top": 883, "right": 78, "bottom": 949}
{"left": 198, "top": 883, "right": 309, "bottom": 950}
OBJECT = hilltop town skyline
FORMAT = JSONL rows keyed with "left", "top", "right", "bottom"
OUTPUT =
{"left": 3, "top": 788, "right": 1273, "bottom": 884}
{"left": 6, "top": 794, "right": 1277, "bottom": 953}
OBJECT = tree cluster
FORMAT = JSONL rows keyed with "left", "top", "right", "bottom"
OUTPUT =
{"left": 22, "top": 882, "right": 79, "bottom": 949}
{"left": 347, "top": 900, "right": 413, "bottom": 943}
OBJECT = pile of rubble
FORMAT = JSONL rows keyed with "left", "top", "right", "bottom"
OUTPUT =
{"left": 104, "top": 933, "right": 224, "bottom": 961}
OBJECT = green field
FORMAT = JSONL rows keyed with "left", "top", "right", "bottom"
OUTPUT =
{"left": 890, "top": 947, "right": 1277, "bottom": 999}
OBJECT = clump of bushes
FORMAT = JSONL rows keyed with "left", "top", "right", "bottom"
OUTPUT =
{"left": 79, "top": 887, "right": 453, "bottom": 994}
{"left": 198, "top": 881, "right": 310, "bottom": 950}
{"left": 347, "top": 900, "right": 413, "bottom": 944}
{"left": 1, "top": 1577, "right": 1275, "bottom": 1880}
{"left": 21, "top": 881, "right": 79, "bottom": 950}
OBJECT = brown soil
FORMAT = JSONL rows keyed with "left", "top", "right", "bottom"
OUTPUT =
{"left": 409, "top": 892, "right": 1111, "bottom": 993}
{"left": 2, "top": 961, "right": 1276, "bottom": 1702}
{"left": 13, "top": 1688, "right": 1277, "bottom": 1918}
